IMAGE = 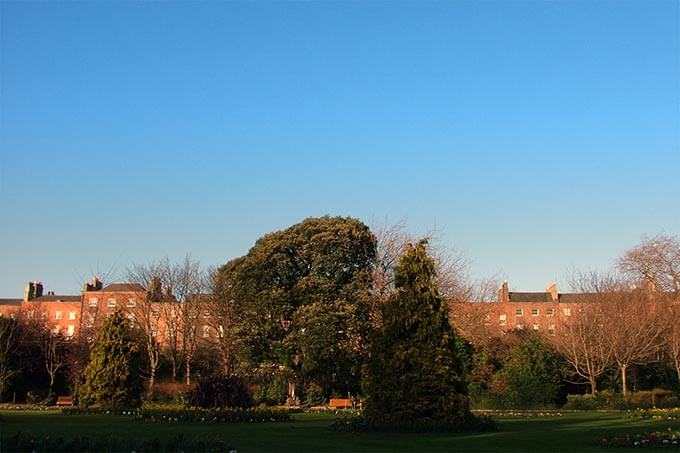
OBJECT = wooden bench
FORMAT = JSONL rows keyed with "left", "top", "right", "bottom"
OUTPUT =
{"left": 56, "top": 396, "right": 73, "bottom": 407}
{"left": 329, "top": 398, "right": 352, "bottom": 409}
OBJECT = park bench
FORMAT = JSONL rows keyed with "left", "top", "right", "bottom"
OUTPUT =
{"left": 329, "top": 398, "right": 352, "bottom": 409}
{"left": 56, "top": 396, "right": 73, "bottom": 407}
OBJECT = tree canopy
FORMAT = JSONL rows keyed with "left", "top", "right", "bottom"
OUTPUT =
{"left": 215, "top": 216, "right": 377, "bottom": 399}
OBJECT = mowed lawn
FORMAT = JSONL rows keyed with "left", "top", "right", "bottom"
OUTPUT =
{"left": 1, "top": 410, "right": 679, "bottom": 452}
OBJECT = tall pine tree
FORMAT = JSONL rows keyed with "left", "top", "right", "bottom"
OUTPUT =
{"left": 363, "top": 240, "right": 471, "bottom": 431}
{"left": 79, "top": 311, "right": 143, "bottom": 409}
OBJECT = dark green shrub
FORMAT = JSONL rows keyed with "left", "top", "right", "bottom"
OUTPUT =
{"left": 363, "top": 241, "right": 473, "bottom": 431}
{"left": 79, "top": 311, "right": 144, "bottom": 410}
{"left": 187, "top": 375, "right": 253, "bottom": 409}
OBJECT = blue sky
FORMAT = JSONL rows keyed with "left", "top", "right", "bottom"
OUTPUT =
{"left": 1, "top": 1, "right": 678, "bottom": 296}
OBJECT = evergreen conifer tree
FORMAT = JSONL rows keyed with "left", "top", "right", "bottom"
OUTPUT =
{"left": 363, "top": 240, "right": 471, "bottom": 431}
{"left": 79, "top": 311, "right": 143, "bottom": 409}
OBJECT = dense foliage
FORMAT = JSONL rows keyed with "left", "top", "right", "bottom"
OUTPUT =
{"left": 79, "top": 311, "right": 144, "bottom": 409}
{"left": 215, "top": 216, "right": 376, "bottom": 401}
{"left": 363, "top": 240, "right": 472, "bottom": 431}
{"left": 187, "top": 375, "right": 253, "bottom": 409}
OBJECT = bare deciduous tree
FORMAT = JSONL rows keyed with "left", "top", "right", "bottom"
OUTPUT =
{"left": 125, "top": 263, "right": 168, "bottom": 391}
{"left": 552, "top": 271, "right": 616, "bottom": 395}
{"left": 207, "top": 263, "right": 242, "bottom": 377}
{"left": 38, "top": 326, "right": 67, "bottom": 394}
{"left": 618, "top": 232, "right": 680, "bottom": 295}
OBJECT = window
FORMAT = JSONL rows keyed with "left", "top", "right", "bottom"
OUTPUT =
{"left": 531, "top": 308, "right": 539, "bottom": 317}
{"left": 499, "top": 314, "right": 507, "bottom": 326}
{"left": 27, "top": 310, "right": 34, "bottom": 319}
{"left": 107, "top": 298, "right": 117, "bottom": 308}
{"left": 563, "top": 308, "right": 572, "bottom": 316}
{"left": 41, "top": 311, "right": 47, "bottom": 320}
{"left": 128, "top": 313, "right": 135, "bottom": 327}
{"left": 151, "top": 324, "right": 158, "bottom": 334}
{"left": 484, "top": 314, "right": 491, "bottom": 325}
{"left": 532, "top": 324, "right": 539, "bottom": 331}
{"left": 546, "top": 308, "right": 555, "bottom": 317}
{"left": 548, "top": 324, "right": 556, "bottom": 335}
{"left": 203, "top": 310, "right": 211, "bottom": 318}
{"left": 89, "top": 297, "right": 98, "bottom": 307}
{"left": 516, "top": 323, "right": 524, "bottom": 330}
{"left": 53, "top": 325, "right": 61, "bottom": 334}
{"left": 515, "top": 308, "right": 523, "bottom": 317}
{"left": 203, "top": 325, "right": 210, "bottom": 338}
{"left": 67, "top": 325, "right": 75, "bottom": 337}
{"left": 85, "top": 313, "right": 94, "bottom": 328}
{"left": 55, "top": 311, "right": 62, "bottom": 320}
{"left": 127, "top": 299, "right": 136, "bottom": 308}
{"left": 68, "top": 311, "right": 76, "bottom": 320}
{"left": 152, "top": 310, "right": 160, "bottom": 318}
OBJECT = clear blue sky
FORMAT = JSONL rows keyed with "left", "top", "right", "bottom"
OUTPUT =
{"left": 1, "top": 1, "right": 678, "bottom": 296}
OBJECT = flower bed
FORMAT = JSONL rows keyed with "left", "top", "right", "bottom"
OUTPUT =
{"left": 61, "top": 407, "right": 294, "bottom": 423}
{"left": 473, "top": 409, "right": 563, "bottom": 418}
{"left": 602, "top": 430, "right": 680, "bottom": 448}
{"left": 628, "top": 408, "right": 680, "bottom": 421}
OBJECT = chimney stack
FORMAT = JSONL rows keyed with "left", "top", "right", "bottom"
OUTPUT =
{"left": 498, "top": 280, "right": 509, "bottom": 303}
{"left": 545, "top": 282, "right": 558, "bottom": 302}
{"left": 23, "top": 281, "right": 43, "bottom": 301}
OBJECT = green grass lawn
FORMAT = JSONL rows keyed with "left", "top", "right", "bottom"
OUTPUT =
{"left": 1, "top": 410, "right": 678, "bottom": 452}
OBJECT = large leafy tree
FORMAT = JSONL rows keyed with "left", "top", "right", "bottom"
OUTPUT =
{"left": 79, "top": 311, "right": 144, "bottom": 409}
{"left": 363, "top": 240, "right": 470, "bottom": 431}
{"left": 216, "top": 216, "right": 376, "bottom": 398}
{"left": 493, "top": 331, "right": 565, "bottom": 408}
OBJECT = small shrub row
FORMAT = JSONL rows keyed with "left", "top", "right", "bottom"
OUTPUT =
{"left": 1, "top": 432, "right": 232, "bottom": 452}
{"left": 564, "top": 390, "right": 680, "bottom": 411}
{"left": 61, "top": 406, "right": 294, "bottom": 423}
{"left": 0, "top": 404, "right": 59, "bottom": 411}
{"left": 602, "top": 429, "right": 680, "bottom": 448}
{"left": 330, "top": 414, "right": 496, "bottom": 433}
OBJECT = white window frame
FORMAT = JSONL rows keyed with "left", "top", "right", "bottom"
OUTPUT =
{"left": 55, "top": 311, "right": 62, "bottom": 320}
{"left": 107, "top": 298, "right": 117, "bottom": 308}
{"left": 531, "top": 308, "right": 539, "bottom": 317}
{"left": 127, "top": 298, "right": 136, "bottom": 308}
{"left": 515, "top": 308, "right": 523, "bottom": 317}
{"left": 68, "top": 311, "right": 76, "bottom": 320}
{"left": 67, "top": 325, "right": 75, "bottom": 337}
{"left": 89, "top": 297, "right": 98, "bottom": 307}
{"left": 563, "top": 307, "right": 572, "bottom": 316}
{"left": 546, "top": 308, "right": 555, "bottom": 317}
{"left": 499, "top": 314, "right": 507, "bottom": 326}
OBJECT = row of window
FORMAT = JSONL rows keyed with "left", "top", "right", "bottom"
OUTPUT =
{"left": 513, "top": 323, "right": 556, "bottom": 334}
{"left": 512, "top": 307, "right": 572, "bottom": 317}
{"left": 88, "top": 297, "right": 137, "bottom": 308}
{"left": 86, "top": 298, "right": 212, "bottom": 319}
{"left": 53, "top": 324, "right": 76, "bottom": 336}
{"left": 26, "top": 310, "right": 77, "bottom": 321}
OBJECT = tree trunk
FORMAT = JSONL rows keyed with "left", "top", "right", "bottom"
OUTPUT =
{"left": 589, "top": 376, "right": 597, "bottom": 396}
{"left": 171, "top": 356, "right": 177, "bottom": 380}
{"left": 185, "top": 360, "right": 191, "bottom": 385}
{"left": 621, "top": 364, "right": 628, "bottom": 397}
{"left": 148, "top": 366, "right": 156, "bottom": 394}
{"left": 49, "top": 373, "right": 55, "bottom": 393}
{"left": 674, "top": 360, "right": 680, "bottom": 387}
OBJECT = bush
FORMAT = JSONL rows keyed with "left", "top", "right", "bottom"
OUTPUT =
{"left": 563, "top": 389, "right": 680, "bottom": 410}
{"left": 2, "top": 431, "right": 232, "bottom": 452}
{"left": 187, "top": 375, "right": 253, "bottom": 409}
{"left": 148, "top": 381, "right": 192, "bottom": 404}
